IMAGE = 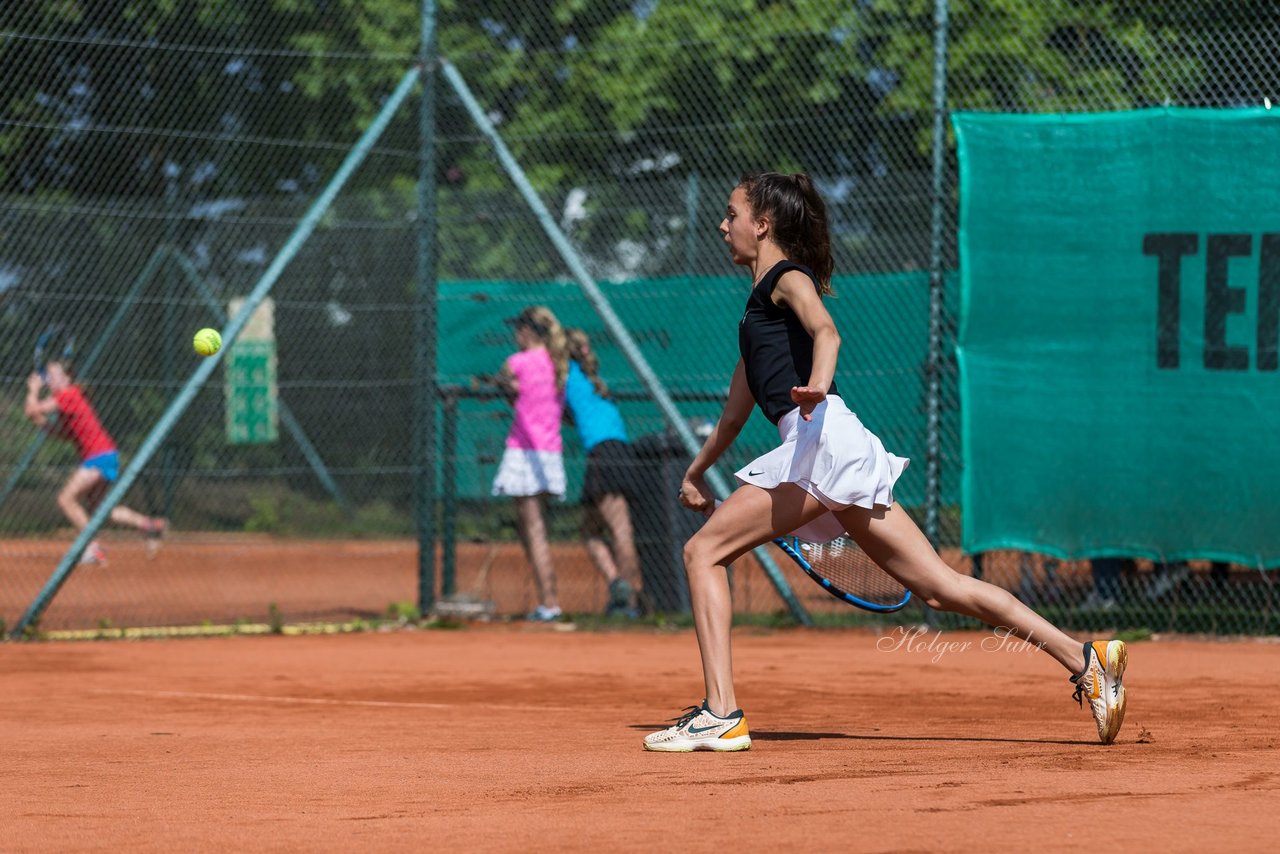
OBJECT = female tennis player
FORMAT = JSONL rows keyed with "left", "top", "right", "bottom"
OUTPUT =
{"left": 564, "top": 328, "right": 641, "bottom": 618}
{"left": 643, "top": 172, "right": 1127, "bottom": 752}
{"left": 24, "top": 358, "right": 167, "bottom": 565}
{"left": 490, "top": 306, "right": 571, "bottom": 622}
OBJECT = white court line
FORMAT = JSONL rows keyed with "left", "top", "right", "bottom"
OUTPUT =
{"left": 97, "top": 689, "right": 580, "bottom": 713}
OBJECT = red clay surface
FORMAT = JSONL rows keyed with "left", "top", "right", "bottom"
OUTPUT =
{"left": 3, "top": 627, "right": 1278, "bottom": 851}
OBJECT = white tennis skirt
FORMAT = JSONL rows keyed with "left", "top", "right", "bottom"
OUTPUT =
{"left": 491, "top": 448, "right": 566, "bottom": 498}
{"left": 735, "top": 396, "right": 909, "bottom": 543}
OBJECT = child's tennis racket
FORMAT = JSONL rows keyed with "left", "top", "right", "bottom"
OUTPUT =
{"left": 34, "top": 323, "right": 75, "bottom": 379}
{"left": 772, "top": 535, "right": 912, "bottom": 613}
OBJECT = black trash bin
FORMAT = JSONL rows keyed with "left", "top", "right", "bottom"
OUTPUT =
{"left": 629, "top": 429, "right": 707, "bottom": 613}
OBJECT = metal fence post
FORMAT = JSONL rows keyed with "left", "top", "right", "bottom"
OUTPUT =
{"left": 415, "top": 0, "right": 440, "bottom": 616}
{"left": 925, "top": 0, "right": 951, "bottom": 550}
{"left": 441, "top": 389, "right": 458, "bottom": 598}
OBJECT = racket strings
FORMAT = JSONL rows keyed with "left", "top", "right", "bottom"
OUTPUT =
{"left": 799, "top": 539, "right": 907, "bottom": 606}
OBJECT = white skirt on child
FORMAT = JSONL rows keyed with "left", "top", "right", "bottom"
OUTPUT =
{"left": 734, "top": 395, "right": 909, "bottom": 544}
{"left": 492, "top": 448, "right": 566, "bottom": 498}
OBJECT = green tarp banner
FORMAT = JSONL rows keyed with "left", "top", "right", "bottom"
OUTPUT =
{"left": 437, "top": 273, "right": 953, "bottom": 504}
{"left": 955, "top": 108, "right": 1280, "bottom": 567}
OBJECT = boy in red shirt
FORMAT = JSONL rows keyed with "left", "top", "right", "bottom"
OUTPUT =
{"left": 24, "top": 359, "right": 166, "bottom": 564}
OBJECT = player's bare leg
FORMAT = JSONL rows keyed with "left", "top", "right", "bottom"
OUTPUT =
{"left": 581, "top": 503, "right": 619, "bottom": 584}
{"left": 81, "top": 477, "right": 168, "bottom": 546}
{"left": 596, "top": 492, "right": 640, "bottom": 613}
{"left": 108, "top": 503, "right": 154, "bottom": 530}
{"left": 834, "top": 502, "right": 1087, "bottom": 674}
{"left": 58, "top": 469, "right": 112, "bottom": 564}
{"left": 597, "top": 492, "right": 640, "bottom": 594}
{"left": 515, "top": 495, "right": 560, "bottom": 613}
{"left": 582, "top": 500, "right": 636, "bottom": 616}
{"left": 681, "top": 484, "right": 829, "bottom": 716}
{"left": 644, "top": 485, "right": 827, "bottom": 751}
{"left": 57, "top": 468, "right": 102, "bottom": 531}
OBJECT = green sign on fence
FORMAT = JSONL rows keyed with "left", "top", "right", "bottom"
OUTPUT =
{"left": 225, "top": 298, "right": 278, "bottom": 444}
{"left": 955, "top": 108, "right": 1280, "bottom": 567}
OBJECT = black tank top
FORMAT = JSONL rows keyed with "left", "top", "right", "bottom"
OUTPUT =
{"left": 738, "top": 260, "right": 839, "bottom": 424}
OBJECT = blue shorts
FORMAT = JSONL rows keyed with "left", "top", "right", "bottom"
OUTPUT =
{"left": 82, "top": 451, "right": 120, "bottom": 484}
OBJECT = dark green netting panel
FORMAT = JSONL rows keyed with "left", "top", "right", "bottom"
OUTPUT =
{"left": 956, "top": 109, "right": 1280, "bottom": 567}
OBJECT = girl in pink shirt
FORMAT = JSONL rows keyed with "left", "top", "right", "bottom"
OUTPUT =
{"left": 491, "top": 306, "right": 569, "bottom": 621}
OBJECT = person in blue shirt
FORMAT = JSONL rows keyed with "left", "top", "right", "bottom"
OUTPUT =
{"left": 564, "top": 328, "right": 641, "bottom": 617}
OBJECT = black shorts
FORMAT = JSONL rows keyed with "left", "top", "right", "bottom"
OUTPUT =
{"left": 581, "top": 439, "right": 638, "bottom": 503}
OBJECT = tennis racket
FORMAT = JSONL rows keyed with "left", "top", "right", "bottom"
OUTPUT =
{"left": 34, "top": 323, "right": 75, "bottom": 379}
{"left": 772, "top": 535, "right": 911, "bottom": 613}
{"left": 706, "top": 499, "right": 911, "bottom": 613}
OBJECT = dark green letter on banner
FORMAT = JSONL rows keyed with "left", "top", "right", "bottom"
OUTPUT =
{"left": 955, "top": 108, "right": 1280, "bottom": 568}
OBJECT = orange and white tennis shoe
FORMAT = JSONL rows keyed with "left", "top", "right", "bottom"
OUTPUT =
{"left": 643, "top": 701, "right": 751, "bottom": 752}
{"left": 1070, "top": 639, "right": 1127, "bottom": 744}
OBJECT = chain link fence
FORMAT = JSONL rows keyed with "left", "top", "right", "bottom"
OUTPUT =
{"left": 2, "top": 1, "right": 1276, "bottom": 635}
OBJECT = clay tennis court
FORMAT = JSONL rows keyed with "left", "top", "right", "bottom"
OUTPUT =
{"left": 3, "top": 626, "right": 1278, "bottom": 851}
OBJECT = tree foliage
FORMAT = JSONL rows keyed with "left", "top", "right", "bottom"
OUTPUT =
{"left": 1, "top": 0, "right": 1273, "bottom": 275}
{"left": 6, "top": 0, "right": 1257, "bottom": 195}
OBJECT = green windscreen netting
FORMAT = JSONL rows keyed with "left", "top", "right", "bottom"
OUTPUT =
{"left": 436, "top": 273, "right": 954, "bottom": 506}
{"left": 956, "top": 108, "right": 1280, "bottom": 567}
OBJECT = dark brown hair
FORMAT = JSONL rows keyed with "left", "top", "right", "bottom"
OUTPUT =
{"left": 738, "top": 171, "right": 834, "bottom": 295}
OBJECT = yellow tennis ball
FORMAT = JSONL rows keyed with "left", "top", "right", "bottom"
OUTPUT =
{"left": 193, "top": 328, "right": 222, "bottom": 357}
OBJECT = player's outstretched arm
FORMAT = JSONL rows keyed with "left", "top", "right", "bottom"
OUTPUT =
{"left": 679, "top": 359, "right": 753, "bottom": 511}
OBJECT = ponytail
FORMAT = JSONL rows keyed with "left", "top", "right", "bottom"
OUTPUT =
{"left": 546, "top": 326, "right": 570, "bottom": 392}
{"left": 522, "top": 305, "right": 570, "bottom": 390}
{"left": 565, "top": 328, "right": 609, "bottom": 397}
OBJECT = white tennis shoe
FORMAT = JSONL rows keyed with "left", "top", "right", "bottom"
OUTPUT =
{"left": 80, "top": 541, "right": 108, "bottom": 566}
{"left": 1070, "top": 640, "right": 1128, "bottom": 744}
{"left": 643, "top": 701, "right": 751, "bottom": 752}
